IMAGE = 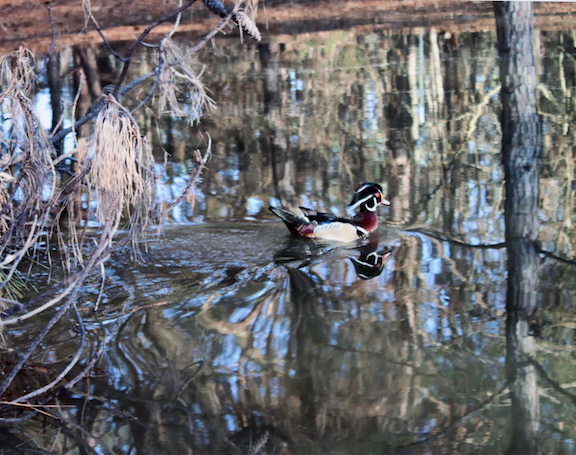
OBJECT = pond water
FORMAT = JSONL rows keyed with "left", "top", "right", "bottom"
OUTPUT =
{"left": 3, "top": 9, "right": 576, "bottom": 455}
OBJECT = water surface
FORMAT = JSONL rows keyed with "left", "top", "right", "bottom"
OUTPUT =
{"left": 3, "top": 12, "right": 576, "bottom": 455}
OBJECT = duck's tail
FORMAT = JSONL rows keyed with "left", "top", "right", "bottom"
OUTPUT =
{"left": 269, "top": 206, "right": 309, "bottom": 235}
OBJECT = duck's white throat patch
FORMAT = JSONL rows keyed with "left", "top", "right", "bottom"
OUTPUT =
{"left": 350, "top": 194, "right": 378, "bottom": 212}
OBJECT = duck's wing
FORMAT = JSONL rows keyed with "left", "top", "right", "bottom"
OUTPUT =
{"left": 299, "top": 207, "right": 353, "bottom": 225}
{"left": 299, "top": 207, "right": 333, "bottom": 223}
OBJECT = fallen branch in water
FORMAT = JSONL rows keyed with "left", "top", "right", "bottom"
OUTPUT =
{"left": 409, "top": 228, "right": 576, "bottom": 267}
{"left": 405, "top": 227, "right": 507, "bottom": 249}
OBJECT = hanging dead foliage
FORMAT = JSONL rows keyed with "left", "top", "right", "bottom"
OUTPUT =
{"left": 158, "top": 37, "right": 216, "bottom": 123}
{"left": 87, "top": 95, "right": 158, "bottom": 252}
{"left": 0, "top": 46, "right": 56, "bottom": 300}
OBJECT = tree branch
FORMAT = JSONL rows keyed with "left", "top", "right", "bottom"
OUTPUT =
{"left": 112, "top": 0, "right": 199, "bottom": 98}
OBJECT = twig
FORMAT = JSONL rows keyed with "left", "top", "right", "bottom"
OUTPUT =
{"left": 0, "top": 273, "right": 82, "bottom": 326}
{"left": 408, "top": 229, "right": 576, "bottom": 266}
{"left": 0, "top": 216, "right": 43, "bottom": 293}
{"left": 0, "top": 225, "right": 114, "bottom": 397}
{"left": 0, "top": 401, "right": 60, "bottom": 419}
{"left": 167, "top": 0, "right": 184, "bottom": 39}
{"left": 185, "top": 2, "right": 245, "bottom": 58}
{"left": 0, "top": 411, "right": 38, "bottom": 424}
{"left": 1, "top": 274, "right": 74, "bottom": 318}
{"left": 130, "top": 54, "right": 163, "bottom": 115}
{"left": 64, "top": 69, "right": 86, "bottom": 147}
{"left": 0, "top": 296, "right": 22, "bottom": 306}
{"left": 64, "top": 339, "right": 105, "bottom": 390}
{"left": 84, "top": 1, "right": 128, "bottom": 62}
{"left": 93, "top": 261, "right": 106, "bottom": 312}
{"left": 39, "top": 2, "right": 57, "bottom": 77}
{"left": 126, "top": 300, "right": 171, "bottom": 314}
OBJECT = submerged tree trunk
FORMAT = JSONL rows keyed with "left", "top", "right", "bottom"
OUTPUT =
{"left": 494, "top": 2, "right": 542, "bottom": 455}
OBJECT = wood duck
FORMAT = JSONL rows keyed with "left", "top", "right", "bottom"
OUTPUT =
{"left": 269, "top": 182, "right": 390, "bottom": 243}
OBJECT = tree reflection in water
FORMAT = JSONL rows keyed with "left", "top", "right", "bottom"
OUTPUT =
{"left": 495, "top": 2, "right": 542, "bottom": 454}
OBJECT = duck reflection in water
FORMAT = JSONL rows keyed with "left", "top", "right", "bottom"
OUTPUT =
{"left": 349, "top": 235, "right": 392, "bottom": 280}
{"left": 273, "top": 232, "right": 392, "bottom": 281}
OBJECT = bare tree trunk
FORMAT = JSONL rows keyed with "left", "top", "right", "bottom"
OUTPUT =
{"left": 495, "top": 1, "right": 541, "bottom": 246}
{"left": 494, "top": 2, "right": 542, "bottom": 454}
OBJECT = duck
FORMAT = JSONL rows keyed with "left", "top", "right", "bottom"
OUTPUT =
{"left": 269, "top": 182, "right": 390, "bottom": 243}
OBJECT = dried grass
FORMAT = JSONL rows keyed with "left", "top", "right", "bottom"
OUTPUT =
{"left": 80, "top": 0, "right": 93, "bottom": 31}
{"left": 0, "top": 46, "right": 56, "bottom": 297}
{"left": 87, "top": 95, "right": 158, "bottom": 247}
{"left": 158, "top": 38, "right": 216, "bottom": 123}
{"left": 0, "top": 47, "right": 36, "bottom": 95}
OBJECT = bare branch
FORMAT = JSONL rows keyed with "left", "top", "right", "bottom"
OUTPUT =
{"left": 82, "top": 0, "right": 128, "bottom": 62}
{"left": 44, "top": 2, "right": 57, "bottom": 64}
{"left": 112, "top": 0, "right": 200, "bottom": 98}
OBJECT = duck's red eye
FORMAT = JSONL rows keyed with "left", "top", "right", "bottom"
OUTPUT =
{"left": 375, "top": 192, "right": 381, "bottom": 200}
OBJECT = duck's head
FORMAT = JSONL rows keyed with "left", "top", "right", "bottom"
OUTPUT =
{"left": 348, "top": 182, "right": 391, "bottom": 212}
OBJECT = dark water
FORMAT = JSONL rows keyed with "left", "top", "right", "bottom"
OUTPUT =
{"left": 4, "top": 22, "right": 576, "bottom": 455}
